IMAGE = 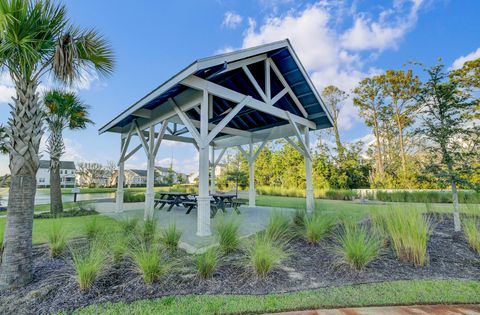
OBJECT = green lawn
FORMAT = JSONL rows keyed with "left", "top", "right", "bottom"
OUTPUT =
{"left": 33, "top": 200, "right": 93, "bottom": 212}
{"left": 72, "top": 279, "right": 480, "bottom": 315}
{"left": 0, "top": 215, "right": 119, "bottom": 244}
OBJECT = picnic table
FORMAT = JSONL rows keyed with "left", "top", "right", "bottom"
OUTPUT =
{"left": 211, "top": 193, "right": 237, "bottom": 213}
{"left": 154, "top": 192, "right": 194, "bottom": 211}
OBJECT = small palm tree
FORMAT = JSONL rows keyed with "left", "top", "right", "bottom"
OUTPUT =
{"left": 44, "top": 90, "right": 93, "bottom": 214}
{"left": 0, "top": 0, "right": 114, "bottom": 288}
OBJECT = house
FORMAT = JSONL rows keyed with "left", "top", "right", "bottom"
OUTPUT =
{"left": 37, "top": 160, "right": 76, "bottom": 188}
{"left": 109, "top": 169, "right": 148, "bottom": 187}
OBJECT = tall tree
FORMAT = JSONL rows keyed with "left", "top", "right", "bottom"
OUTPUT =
{"left": 322, "top": 85, "right": 348, "bottom": 160}
{"left": 415, "top": 62, "right": 478, "bottom": 232}
{"left": 43, "top": 90, "right": 93, "bottom": 214}
{"left": 353, "top": 76, "right": 386, "bottom": 183}
{"left": 382, "top": 70, "right": 420, "bottom": 174}
{"left": 0, "top": 0, "right": 113, "bottom": 288}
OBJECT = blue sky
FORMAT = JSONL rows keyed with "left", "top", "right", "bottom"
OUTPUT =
{"left": 1, "top": 0, "right": 480, "bottom": 176}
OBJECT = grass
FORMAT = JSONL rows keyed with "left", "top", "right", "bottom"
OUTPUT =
{"left": 142, "top": 218, "right": 157, "bottom": 245}
{"left": 196, "top": 248, "right": 218, "bottom": 279}
{"left": 33, "top": 200, "right": 92, "bottom": 212}
{"left": 335, "top": 223, "right": 382, "bottom": 270}
{"left": 0, "top": 215, "right": 119, "bottom": 245}
{"left": 70, "top": 241, "right": 107, "bottom": 290}
{"left": 375, "top": 190, "right": 480, "bottom": 204}
{"left": 72, "top": 279, "right": 480, "bottom": 314}
{"left": 160, "top": 223, "right": 182, "bottom": 252}
{"left": 247, "top": 234, "right": 287, "bottom": 277}
{"left": 463, "top": 217, "right": 480, "bottom": 253}
{"left": 264, "top": 210, "right": 292, "bottom": 243}
{"left": 214, "top": 214, "right": 241, "bottom": 253}
{"left": 119, "top": 217, "right": 139, "bottom": 235}
{"left": 131, "top": 244, "right": 171, "bottom": 284}
{"left": 303, "top": 213, "right": 335, "bottom": 244}
{"left": 45, "top": 223, "right": 67, "bottom": 258}
{"left": 382, "top": 207, "right": 432, "bottom": 266}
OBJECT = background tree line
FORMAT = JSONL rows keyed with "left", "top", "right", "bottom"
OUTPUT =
{"left": 217, "top": 60, "right": 480, "bottom": 194}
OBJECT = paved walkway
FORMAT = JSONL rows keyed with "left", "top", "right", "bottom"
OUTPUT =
{"left": 268, "top": 304, "right": 480, "bottom": 315}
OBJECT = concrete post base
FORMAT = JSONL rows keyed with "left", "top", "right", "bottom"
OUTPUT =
{"left": 196, "top": 196, "right": 211, "bottom": 236}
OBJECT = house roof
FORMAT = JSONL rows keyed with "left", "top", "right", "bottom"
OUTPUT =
{"left": 39, "top": 160, "right": 76, "bottom": 170}
{"left": 130, "top": 169, "right": 147, "bottom": 177}
{"left": 99, "top": 39, "right": 333, "bottom": 139}
{"left": 155, "top": 166, "right": 172, "bottom": 173}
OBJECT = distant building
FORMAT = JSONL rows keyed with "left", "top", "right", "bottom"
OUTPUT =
{"left": 37, "top": 160, "right": 76, "bottom": 188}
{"left": 109, "top": 166, "right": 188, "bottom": 187}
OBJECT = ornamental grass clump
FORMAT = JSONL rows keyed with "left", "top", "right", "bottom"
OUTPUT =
{"left": 303, "top": 213, "right": 335, "bottom": 244}
{"left": 196, "top": 248, "right": 218, "bottom": 279}
{"left": 247, "top": 234, "right": 287, "bottom": 277}
{"left": 110, "top": 234, "right": 130, "bottom": 263}
{"left": 265, "top": 210, "right": 292, "bottom": 243}
{"left": 383, "top": 208, "right": 432, "bottom": 266}
{"left": 335, "top": 223, "right": 382, "bottom": 270}
{"left": 85, "top": 217, "right": 105, "bottom": 240}
{"left": 214, "top": 214, "right": 241, "bottom": 253}
{"left": 463, "top": 218, "right": 480, "bottom": 254}
{"left": 120, "top": 217, "right": 139, "bottom": 235}
{"left": 71, "top": 241, "right": 107, "bottom": 290}
{"left": 142, "top": 218, "right": 157, "bottom": 245}
{"left": 293, "top": 208, "right": 307, "bottom": 228}
{"left": 131, "top": 244, "right": 171, "bottom": 284}
{"left": 160, "top": 223, "right": 182, "bottom": 252}
{"left": 46, "top": 223, "right": 67, "bottom": 258}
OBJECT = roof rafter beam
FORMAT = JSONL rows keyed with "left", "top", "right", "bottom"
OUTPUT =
{"left": 181, "top": 75, "right": 315, "bottom": 130}
{"left": 285, "top": 111, "right": 312, "bottom": 160}
{"left": 268, "top": 58, "right": 309, "bottom": 118}
{"left": 218, "top": 53, "right": 268, "bottom": 75}
{"left": 242, "top": 65, "right": 267, "bottom": 102}
{"left": 132, "top": 108, "right": 152, "bottom": 119}
{"left": 207, "top": 96, "right": 251, "bottom": 143}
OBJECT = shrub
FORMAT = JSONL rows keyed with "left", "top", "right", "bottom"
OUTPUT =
{"left": 303, "top": 213, "right": 335, "bottom": 244}
{"left": 196, "top": 248, "right": 218, "bottom": 279}
{"left": 463, "top": 218, "right": 480, "bottom": 254}
{"left": 325, "top": 189, "right": 358, "bottom": 201}
{"left": 123, "top": 191, "right": 145, "bottom": 203}
{"left": 247, "top": 234, "right": 286, "bottom": 277}
{"left": 214, "top": 214, "right": 241, "bottom": 253}
{"left": 265, "top": 210, "right": 292, "bottom": 243}
{"left": 375, "top": 190, "right": 480, "bottom": 204}
{"left": 46, "top": 223, "right": 67, "bottom": 258}
{"left": 160, "top": 223, "right": 182, "bottom": 252}
{"left": 34, "top": 206, "right": 98, "bottom": 219}
{"left": 71, "top": 241, "right": 107, "bottom": 290}
{"left": 383, "top": 208, "right": 431, "bottom": 266}
{"left": 85, "top": 217, "right": 105, "bottom": 240}
{"left": 335, "top": 223, "right": 382, "bottom": 270}
{"left": 131, "top": 244, "right": 170, "bottom": 284}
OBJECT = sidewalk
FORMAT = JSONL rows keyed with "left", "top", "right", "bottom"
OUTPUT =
{"left": 267, "top": 304, "right": 480, "bottom": 315}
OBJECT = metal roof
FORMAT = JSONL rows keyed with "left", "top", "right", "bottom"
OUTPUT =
{"left": 99, "top": 39, "right": 333, "bottom": 137}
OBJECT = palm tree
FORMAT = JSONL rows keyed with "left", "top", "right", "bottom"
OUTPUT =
{"left": 0, "top": 125, "right": 7, "bottom": 155}
{"left": 0, "top": 0, "right": 114, "bottom": 288}
{"left": 44, "top": 90, "right": 93, "bottom": 214}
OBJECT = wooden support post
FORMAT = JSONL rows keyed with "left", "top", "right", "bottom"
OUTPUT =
{"left": 197, "top": 89, "right": 211, "bottom": 236}
{"left": 116, "top": 136, "right": 125, "bottom": 212}
{"left": 210, "top": 145, "right": 216, "bottom": 193}
{"left": 248, "top": 139, "right": 255, "bottom": 207}
{"left": 144, "top": 124, "right": 156, "bottom": 220}
{"left": 304, "top": 127, "right": 314, "bottom": 212}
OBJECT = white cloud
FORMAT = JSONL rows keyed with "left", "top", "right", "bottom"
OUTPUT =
{"left": 222, "top": 11, "right": 243, "bottom": 29}
{"left": 341, "top": 0, "right": 423, "bottom": 51}
{"left": 450, "top": 47, "right": 480, "bottom": 70}
{"left": 237, "top": 1, "right": 423, "bottom": 131}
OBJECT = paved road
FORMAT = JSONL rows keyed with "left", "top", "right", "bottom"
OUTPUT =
{"left": 267, "top": 304, "right": 480, "bottom": 315}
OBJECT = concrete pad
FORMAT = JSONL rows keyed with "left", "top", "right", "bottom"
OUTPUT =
{"left": 268, "top": 304, "right": 480, "bottom": 315}
{"left": 98, "top": 202, "right": 296, "bottom": 253}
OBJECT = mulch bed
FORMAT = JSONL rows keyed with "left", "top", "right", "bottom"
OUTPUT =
{"left": 0, "top": 214, "right": 479, "bottom": 315}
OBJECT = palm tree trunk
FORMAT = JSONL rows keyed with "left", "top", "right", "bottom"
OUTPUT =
{"left": 48, "top": 130, "right": 65, "bottom": 214}
{"left": 1, "top": 80, "right": 43, "bottom": 288}
{"left": 49, "top": 159, "right": 63, "bottom": 214}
